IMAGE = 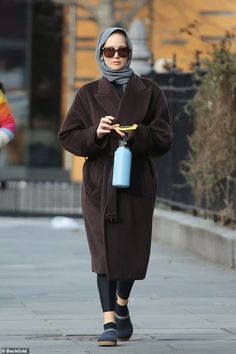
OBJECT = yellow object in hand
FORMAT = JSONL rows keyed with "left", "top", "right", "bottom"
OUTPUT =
{"left": 115, "top": 124, "right": 138, "bottom": 133}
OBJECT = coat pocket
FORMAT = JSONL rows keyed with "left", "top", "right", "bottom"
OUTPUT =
{"left": 125, "top": 157, "right": 156, "bottom": 197}
{"left": 82, "top": 159, "right": 104, "bottom": 198}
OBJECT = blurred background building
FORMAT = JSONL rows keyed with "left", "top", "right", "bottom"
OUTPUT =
{"left": 1, "top": 0, "right": 236, "bottom": 181}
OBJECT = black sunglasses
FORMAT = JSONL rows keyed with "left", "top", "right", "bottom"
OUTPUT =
{"left": 102, "top": 46, "right": 130, "bottom": 58}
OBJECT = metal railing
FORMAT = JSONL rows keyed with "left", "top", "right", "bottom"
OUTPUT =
{"left": 0, "top": 180, "right": 82, "bottom": 217}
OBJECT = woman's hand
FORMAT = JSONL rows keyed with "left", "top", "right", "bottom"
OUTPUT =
{"left": 96, "top": 116, "right": 119, "bottom": 139}
{"left": 114, "top": 124, "right": 138, "bottom": 141}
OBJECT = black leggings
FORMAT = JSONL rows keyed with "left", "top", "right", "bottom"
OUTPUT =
{"left": 97, "top": 274, "right": 134, "bottom": 312}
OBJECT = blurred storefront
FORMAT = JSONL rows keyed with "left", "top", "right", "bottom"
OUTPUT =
{"left": 0, "top": 0, "right": 63, "bottom": 174}
{"left": 1, "top": 0, "right": 236, "bottom": 182}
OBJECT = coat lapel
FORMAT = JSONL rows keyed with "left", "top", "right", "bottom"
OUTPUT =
{"left": 117, "top": 74, "right": 152, "bottom": 125}
{"left": 94, "top": 77, "right": 120, "bottom": 117}
{"left": 94, "top": 75, "right": 152, "bottom": 125}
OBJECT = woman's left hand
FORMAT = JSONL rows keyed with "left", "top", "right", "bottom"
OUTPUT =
{"left": 114, "top": 124, "right": 138, "bottom": 141}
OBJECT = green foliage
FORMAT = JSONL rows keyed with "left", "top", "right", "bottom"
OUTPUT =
{"left": 182, "top": 35, "right": 236, "bottom": 220}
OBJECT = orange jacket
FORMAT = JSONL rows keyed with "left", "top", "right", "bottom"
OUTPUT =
{"left": 0, "top": 88, "right": 16, "bottom": 148}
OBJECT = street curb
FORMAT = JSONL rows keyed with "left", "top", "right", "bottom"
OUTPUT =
{"left": 152, "top": 209, "right": 236, "bottom": 269}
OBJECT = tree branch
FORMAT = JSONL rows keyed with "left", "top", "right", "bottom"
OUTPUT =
{"left": 121, "top": 0, "right": 151, "bottom": 24}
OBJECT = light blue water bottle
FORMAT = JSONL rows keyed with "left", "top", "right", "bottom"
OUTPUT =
{"left": 112, "top": 139, "right": 132, "bottom": 188}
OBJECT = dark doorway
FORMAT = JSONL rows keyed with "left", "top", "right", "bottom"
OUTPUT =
{"left": 29, "top": 0, "right": 63, "bottom": 167}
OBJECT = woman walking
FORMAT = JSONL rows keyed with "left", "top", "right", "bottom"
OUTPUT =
{"left": 59, "top": 27, "right": 172, "bottom": 347}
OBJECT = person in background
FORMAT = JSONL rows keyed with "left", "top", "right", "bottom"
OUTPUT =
{"left": 0, "top": 82, "right": 16, "bottom": 190}
{"left": 58, "top": 27, "right": 173, "bottom": 347}
{"left": 0, "top": 82, "right": 16, "bottom": 149}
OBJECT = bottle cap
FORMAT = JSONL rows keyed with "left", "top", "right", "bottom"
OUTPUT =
{"left": 119, "top": 139, "right": 127, "bottom": 146}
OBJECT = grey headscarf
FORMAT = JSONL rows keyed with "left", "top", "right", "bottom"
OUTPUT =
{"left": 95, "top": 27, "right": 133, "bottom": 85}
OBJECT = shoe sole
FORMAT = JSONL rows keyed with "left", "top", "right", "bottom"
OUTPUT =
{"left": 97, "top": 340, "right": 117, "bottom": 347}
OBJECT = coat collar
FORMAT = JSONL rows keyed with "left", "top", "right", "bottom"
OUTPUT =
{"left": 94, "top": 74, "right": 152, "bottom": 125}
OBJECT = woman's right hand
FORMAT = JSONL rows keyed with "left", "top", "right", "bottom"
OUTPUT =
{"left": 96, "top": 116, "right": 120, "bottom": 139}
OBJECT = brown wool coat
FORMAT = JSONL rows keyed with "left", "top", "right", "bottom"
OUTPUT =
{"left": 58, "top": 74, "right": 173, "bottom": 280}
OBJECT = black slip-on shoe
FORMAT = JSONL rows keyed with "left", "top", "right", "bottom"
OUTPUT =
{"left": 115, "top": 313, "right": 133, "bottom": 341}
{"left": 97, "top": 328, "right": 118, "bottom": 347}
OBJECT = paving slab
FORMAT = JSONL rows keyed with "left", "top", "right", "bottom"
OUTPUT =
{"left": 0, "top": 216, "right": 236, "bottom": 354}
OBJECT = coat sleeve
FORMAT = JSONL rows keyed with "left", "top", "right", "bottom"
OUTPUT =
{"left": 58, "top": 90, "right": 109, "bottom": 157}
{"left": 130, "top": 86, "right": 173, "bottom": 157}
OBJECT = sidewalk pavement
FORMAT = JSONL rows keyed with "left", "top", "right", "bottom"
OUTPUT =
{"left": 0, "top": 216, "right": 236, "bottom": 354}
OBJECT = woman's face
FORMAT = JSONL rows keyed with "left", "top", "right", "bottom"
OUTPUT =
{"left": 102, "top": 32, "right": 129, "bottom": 71}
